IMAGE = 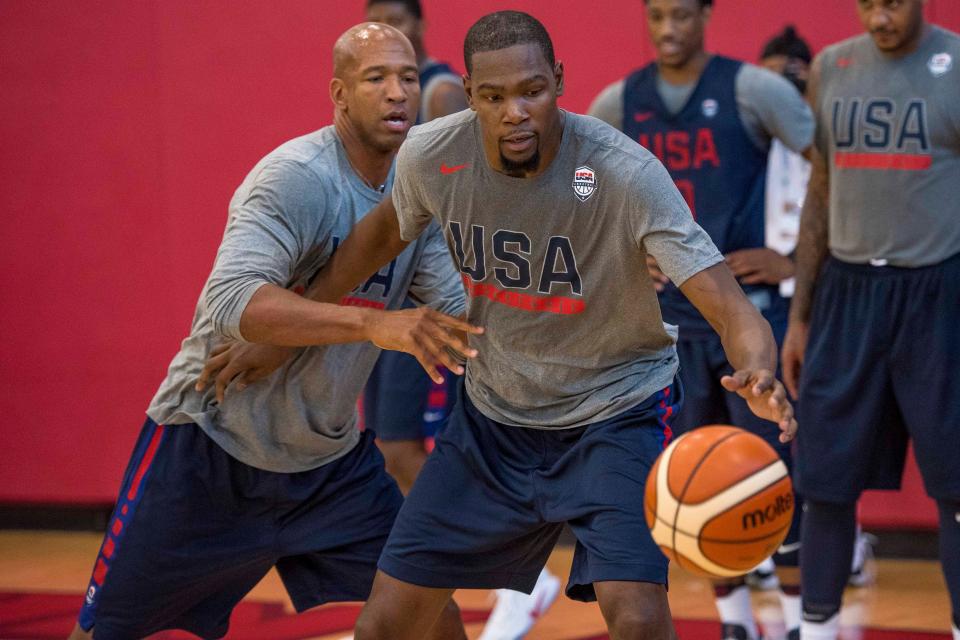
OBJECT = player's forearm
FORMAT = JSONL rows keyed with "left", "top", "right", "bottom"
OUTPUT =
{"left": 789, "top": 156, "right": 830, "bottom": 324}
{"left": 680, "top": 263, "right": 777, "bottom": 372}
{"left": 238, "top": 283, "right": 376, "bottom": 346}
{"left": 304, "top": 197, "right": 410, "bottom": 304}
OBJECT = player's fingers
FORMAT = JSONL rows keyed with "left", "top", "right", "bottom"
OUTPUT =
{"left": 432, "top": 325, "right": 478, "bottom": 358}
{"left": 435, "top": 313, "right": 484, "bottom": 335}
{"left": 214, "top": 362, "right": 242, "bottom": 405}
{"left": 779, "top": 417, "right": 799, "bottom": 443}
{"left": 195, "top": 350, "right": 230, "bottom": 391}
{"left": 720, "top": 370, "right": 751, "bottom": 392}
{"left": 411, "top": 339, "right": 445, "bottom": 385}
{"left": 751, "top": 370, "right": 776, "bottom": 396}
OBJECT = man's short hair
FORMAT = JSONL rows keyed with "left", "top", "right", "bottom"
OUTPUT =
{"left": 463, "top": 11, "right": 555, "bottom": 74}
{"left": 366, "top": 0, "right": 422, "bottom": 20}
{"left": 761, "top": 25, "right": 812, "bottom": 64}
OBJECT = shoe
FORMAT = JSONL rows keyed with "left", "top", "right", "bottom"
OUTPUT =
{"left": 478, "top": 569, "right": 562, "bottom": 640}
{"left": 848, "top": 530, "right": 878, "bottom": 587}
{"left": 786, "top": 628, "right": 800, "bottom": 640}
{"left": 744, "top": 558, "right": 779, "bottom": 591}
{"left": 720, "top": 623, "right": 763, "bottom": 640}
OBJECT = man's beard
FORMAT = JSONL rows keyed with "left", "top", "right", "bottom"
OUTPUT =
{"left": 500, "top": 148, "right": 541, "bottom": 177}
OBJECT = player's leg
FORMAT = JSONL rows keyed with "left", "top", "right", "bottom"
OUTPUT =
{"left": 358, "top": 380, "right": 563, "bottom": 638}
{"left": 362, "top": 349, "right": 431, "bottom": 494}
{"left": 887, "top": 254, "right": 960, "bottom": 640}
{"left": 74, "top": 420, "right": 278, "bottom": 639}
{"left": 353, "top": 571, "right": 461, "bottom": 640}
{"left": 796, "top": 259, "right": 910, "bottom": 640}
{"left": 594, "top": 581, "right": 676, "bottom": 640}
{"left": 555, "top": 382, "right": 681, "bottom": 637}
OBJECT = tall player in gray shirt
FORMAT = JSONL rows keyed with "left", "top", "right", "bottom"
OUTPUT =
{"left": 71, "top": 24, "right": 473, "bottom": 640}
{"left": 780, "top": 2, "right": 960, "bottom": 639}
{"left": 299, "top": 12, "right": 796, "bottom": 640}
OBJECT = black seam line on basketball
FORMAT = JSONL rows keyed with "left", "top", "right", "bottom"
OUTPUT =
{"left": 669, "top": 430, "right": 742, "bottom": 563}
{"left": 659, "top": 459, "right": 790, "bottom": 540}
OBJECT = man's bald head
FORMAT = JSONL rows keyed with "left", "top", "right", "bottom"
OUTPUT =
{"left": 333, "top": 22, "right": 414, "bottom": 79}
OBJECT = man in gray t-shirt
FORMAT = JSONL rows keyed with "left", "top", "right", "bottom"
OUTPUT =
{"left": 588, "top": 2, "right": 814, "bottom": 638}
{"left": 71, "top": 23, "right": 473, "bottom": 640}
{"left": 304, "top": 12, "right": 797, "bottom": 640}
{"left": 781, "top": 2, "right": 960, "bottom": 638}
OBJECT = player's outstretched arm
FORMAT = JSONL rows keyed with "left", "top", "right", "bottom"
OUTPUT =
{"left": 679, "top": 262, "right": 798, "bottom": 442}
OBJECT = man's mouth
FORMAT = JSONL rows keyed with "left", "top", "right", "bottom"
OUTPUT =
{"left": 502, "top": 132, "right": 536, "bottom": 154}
{"left": 384, "top": 111, "right": 410, "bottom": 133}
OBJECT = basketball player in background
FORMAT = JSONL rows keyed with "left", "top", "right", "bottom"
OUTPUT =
{"left": 756, "top": 24, "right": 877, "bottom": 595}
{"left": 781, "top": 1, "right": 960, "bottom": 639}
{"left": 363, "top": 2, "right": 562, "bottom": 636}
{"left": 296, "top": 11, "right": 796, "bottom": 639}
{"left": 69, "top": 23, "right": 473, "bottom": 640}
{"left": 588, "top": 2, "right": 812, "bottom": 637}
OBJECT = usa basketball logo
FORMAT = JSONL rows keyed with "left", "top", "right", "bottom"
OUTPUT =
{"left": 702, "top": 98, "right": 719, "bottom": 118}
{"left": 572, "top": 166, "right": 597, "bottom": 202}
{"left": 928, "top": 52, "right": 952, "bottom": 77}
{"left": 86, "top": 585, "right": 97, "bottom": 605}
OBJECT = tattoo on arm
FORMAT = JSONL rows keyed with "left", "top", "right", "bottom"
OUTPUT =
{"left": 790, "top": 150, "right": 829, "bottom": 323}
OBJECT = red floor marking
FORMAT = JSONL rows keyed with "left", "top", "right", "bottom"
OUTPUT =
{"left": 0, "top": 591, "right": 949, "bottom": 639}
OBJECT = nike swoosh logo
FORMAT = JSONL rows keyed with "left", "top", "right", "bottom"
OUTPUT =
{"left": 440, "top": 163, "right": 468, "bottom": 175}
{"left": 633, "top": 111, "right": 655, "bottom": 122}
{"left": 777, "top": 541, "right": 802, "bottom": 554}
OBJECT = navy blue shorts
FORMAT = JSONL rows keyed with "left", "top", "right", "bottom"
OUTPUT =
{"left": 378, "top": 379, "right": 682, "bottom": 602}
{"left": 672, "top": 330, "right": 801, "bottom": 558}
{"left": 363, "top": 350, "right": 458, "bottom": 441}
{"left": 78, "top": 418, "right": 402, "bottom": 639}
{"left": 797, "top": 254, "right": 960, "bottom": 502}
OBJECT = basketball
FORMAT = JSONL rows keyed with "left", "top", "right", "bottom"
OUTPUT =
{"left": 644, "top": 425, "right": 794, "bottom": 578}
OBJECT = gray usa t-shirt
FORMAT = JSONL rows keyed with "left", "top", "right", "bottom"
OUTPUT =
{"left": 148, "top": 126, "right": 464, "bottom": 472}
{"left": 393, "top": 110, "right": 723, "bottom": 428}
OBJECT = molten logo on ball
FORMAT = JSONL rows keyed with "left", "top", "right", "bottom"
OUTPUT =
{"left": 644, "top": 425, "right": 795, "bottom": 578}
{"left": 742, "top": 492, "right": 794, "bottom": 530}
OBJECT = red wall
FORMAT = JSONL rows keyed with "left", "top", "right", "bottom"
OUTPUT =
{"left": 2, "top": 2, "right": 957, "bottom": 525}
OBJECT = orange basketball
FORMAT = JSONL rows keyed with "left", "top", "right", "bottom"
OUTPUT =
{"left": 644, "top": 425, "right": 794, "bottom": 578}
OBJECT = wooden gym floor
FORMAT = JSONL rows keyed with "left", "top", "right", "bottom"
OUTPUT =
{"left": 0, "top": 530, "right": 953, "bottom": 639}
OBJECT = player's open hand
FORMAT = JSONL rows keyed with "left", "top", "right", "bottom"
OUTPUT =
{"left": 366, "top": 307, "right": 483, "bottom": 383}
{"left": 725, "top": 248, "right": 794, "bottom": 286}
{"left": 720, "top": 369, "right": 798, "bottom": 443}
{"left": 646, "top": 254, "right": 670, "bottom": 292}
{"left": 195, "top": 341, "right": 298, "bottom": 404}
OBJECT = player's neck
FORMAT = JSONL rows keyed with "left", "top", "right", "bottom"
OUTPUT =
{"left": 657, "top": 50, "right": 710, "bottom": 86}
{"left": 335, "top": 115, "right": 394, "bottom": 192}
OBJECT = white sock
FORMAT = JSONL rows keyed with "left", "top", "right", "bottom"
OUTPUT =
{"left": 952, "top": 622, "right": 959, "bottom": 640}
{"left": 801, "top": 612, "right": 840, "bottom": 640}
{"left": 779, "top": 591, "right": 801, "bottom": 634}
{"left": 716, "top": 585, "right": 758, "bottom": 639}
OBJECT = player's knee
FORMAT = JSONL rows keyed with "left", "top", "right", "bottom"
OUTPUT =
{"left": 353, "top": 608, "right": 391, "bottom": 640}
{"left": 605, "top": 604, "right": 674, "bottom": 640}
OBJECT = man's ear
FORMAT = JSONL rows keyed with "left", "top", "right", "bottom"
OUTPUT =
{"left": 555, "top": 61, "right": 565, "bottom": 97}
{"left": 330, "top": 77, "right": 348, "bottom": 111}
{"left": 463, "top": 74, "right": 476, "bottom": 110}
